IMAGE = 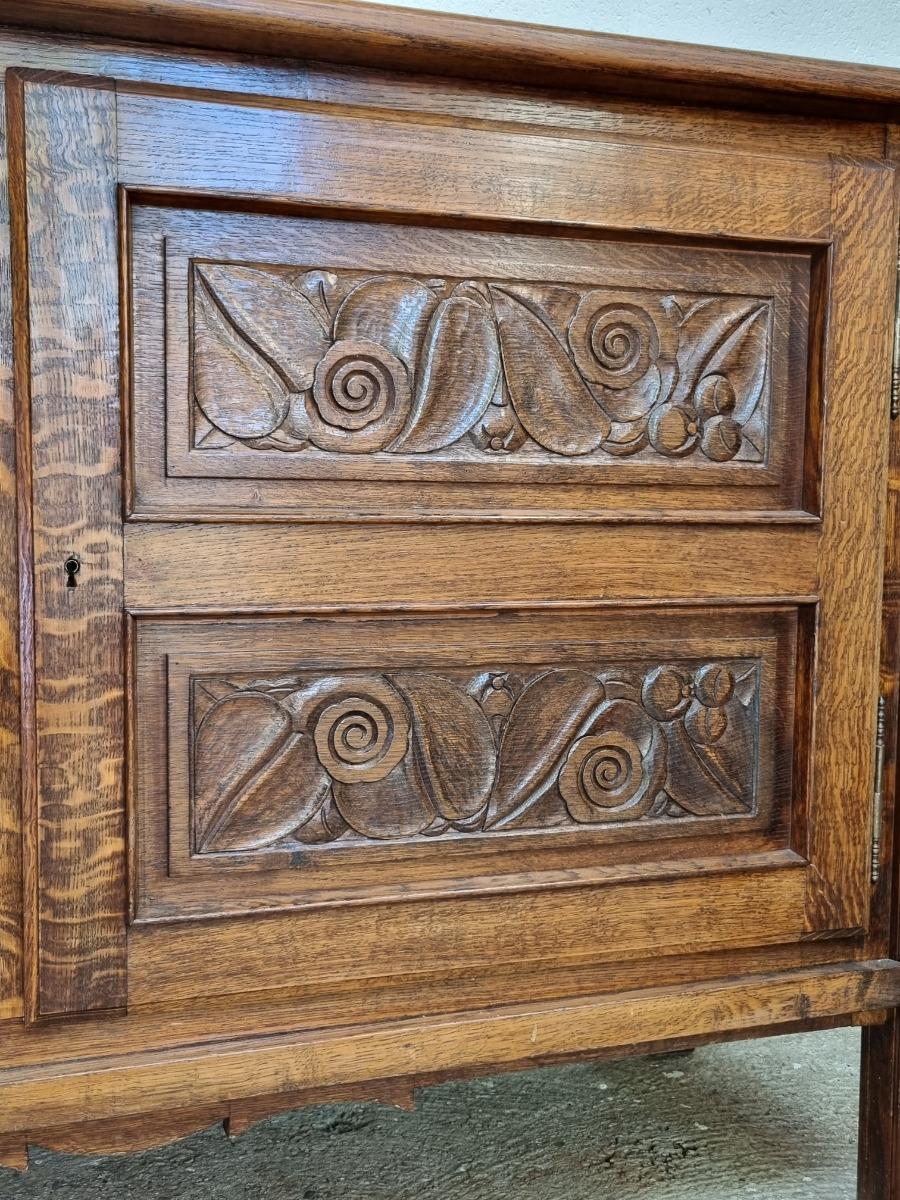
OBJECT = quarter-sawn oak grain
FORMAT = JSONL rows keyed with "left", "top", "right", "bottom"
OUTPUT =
{"left": 0, "top": 10, "right": 897, "bottom": 1191}
{"left": 7, "top": 72, "right": 126, "bottom": 1021}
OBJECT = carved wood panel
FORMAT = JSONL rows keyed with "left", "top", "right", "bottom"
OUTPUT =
{"left": 191, "top": 658, "right": 761, "bottom": 853}
{"left": 129, "top": 607, "right": 797, "bottom": 922}
{"left": 191, "top": 262, "right": 771, "bottom": 465}
{"left": 129, "top": 205, "right": 813, "bottom": 517}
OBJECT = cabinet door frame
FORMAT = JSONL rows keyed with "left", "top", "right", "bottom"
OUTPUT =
{"left": 8, "top": 70, "right": 126, "bottom": 1023}
{"left": 9, "top": 67, "right": 898, "bottom": 1021}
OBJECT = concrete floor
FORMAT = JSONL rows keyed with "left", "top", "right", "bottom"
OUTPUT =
{"left": 0, "top": 1026, "right": 860, "bottom": 1199}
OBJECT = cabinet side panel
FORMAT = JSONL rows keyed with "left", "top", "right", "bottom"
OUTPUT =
{"left": 858, "top": 124, "right": 900, "bottom": 1200}
{"left": 0, "top": 73, "right": 23, "bottom": 1018}
{"left": 8, "top": 73, "right": 126, "bottom": 1019}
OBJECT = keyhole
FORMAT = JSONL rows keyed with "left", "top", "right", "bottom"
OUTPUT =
{"left": 64, "top": 556, "right": 80, "bottom": 588}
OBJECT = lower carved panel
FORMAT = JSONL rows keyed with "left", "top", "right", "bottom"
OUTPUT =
{"left": 132, "top": 607, "right": 796, "bottom": 919}
{"left": 192, "top": 658, "right": 761, "bottom": 853}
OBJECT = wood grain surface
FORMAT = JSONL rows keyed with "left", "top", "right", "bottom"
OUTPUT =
{"left": 803, "top": 162, "right": 897, "bottom": 932}
{"left": 0, "top": 960, "right": 897, "bottom": 1135}
{"left": 7, "top": 73, "right": 126, "bottom": 1020}
{"left": 857, "top": 127, "right": 900, "bottom": 1200}
{"left": 127, "top": 203, "right": 812, "bottom": 520}
{"left": 115, "top": 89, "right": 835, "bottom": 242}
{"left": 123, "top": 523, "right": 818, "bottom": 610}
{"left": 0, "top": 58, "right": 23, "bottom": 1021}
{"left": 0, "top": 13, "right": 897, "bottom": 1179}
{"left": 130, "top": 607, "right": 795, "bottom": 923}
{"left": 4, "top": 0, "right": 900, "bottom": 113}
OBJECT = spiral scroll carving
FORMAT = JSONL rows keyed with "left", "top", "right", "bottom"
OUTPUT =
{"left": 568, "top": 299, "right": 659, "bottom": 389}
{"left": 308, "top": 338, "right": 411, "bottom": 452}
{"left": 560, "top": 732, "right": 643, "bottom": 808}
{"left": 557, "top": 699, "right": 664, "bottom": 823}
{"left": 311, "top": 678, "right": 410, "bottom": 783}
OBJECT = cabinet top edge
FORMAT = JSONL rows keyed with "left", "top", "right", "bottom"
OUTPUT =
{"left": 2, "top": 0, "right": 900, "bottom": 119}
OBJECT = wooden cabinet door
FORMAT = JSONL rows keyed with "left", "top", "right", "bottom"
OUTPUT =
{"left": 10, "top": 69, "right": 898, "bottom": 1022}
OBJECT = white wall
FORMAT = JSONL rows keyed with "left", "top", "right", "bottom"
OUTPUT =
{"left": 359, "top": 0, "right": 900, "bottom": 68}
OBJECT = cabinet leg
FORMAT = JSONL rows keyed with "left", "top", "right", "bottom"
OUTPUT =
{"left": 859, "top": 1012, "right": 900, "bottom": 1197}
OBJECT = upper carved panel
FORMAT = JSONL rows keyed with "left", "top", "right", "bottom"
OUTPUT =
{"left": 191, "top": 657, "right": 760, "bottom": 854}
{"left": 191, "top": 263, "right": 772, "bottom": 463}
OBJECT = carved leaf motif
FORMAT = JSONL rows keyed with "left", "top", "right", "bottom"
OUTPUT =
{"left": 682, "top": 691, "right": 756, "bottom": 809}
{"left": 674, "top": 299, "right": 769, "bottom": 424}
{"left": 194, "top": 692, "right": 328, "bottom": 852}
{"left": 663, "top": 718, "right": 751, "bottom": 815}
{"left": 393, "top": 672, "right": 495, "bottom": 821}
{"left": 193, "top": 285, "right": 290, "bottom": 439}
{"left": 701, "top": 304, "right": 769, "bottom": 424}
{"left": 333, "top": 276, "right": 436, "bottom": 370}
{"left": 394, "top": 293, "right": 500, "bottom": 453}
{"left": 289, "top": 269, "right": 341, "bottom": 328}
{"left": 487, "top": 669, "right": 607, "bottom": 828}
{"left": 190, "top": 264, "right": 774, "bottom": 463}
{"left": 189, "top": 657, "right": 762, "bottom": 853}
{"left": 490, "top": 287, "right": 611, "bottom": 455}
{"left": 196, "top": 264, "right": 330, "bottom": 391}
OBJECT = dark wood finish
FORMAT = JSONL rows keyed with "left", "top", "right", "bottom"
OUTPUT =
{"left": 4, "top": 0, "right": 900, "bottom": 116}
{"left": 0, "top": 10, "right": 897, "bottom": 1188}
{"left": 0, "top": 57, "right": 23, "bottom": 1023}
{"left": 6, "top": 72, "right": 127, "bottom": 1020}
{"left": 190, "top": 653, "right": 767, "bottom": 850}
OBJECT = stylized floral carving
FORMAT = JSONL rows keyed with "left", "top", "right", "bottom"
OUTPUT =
{"left": 394, "top": 288, "right": 500, "bottom": 453}
{"left": 193, "top": 690, "right": 329, "bottom": 852}
{"left": 568, "top": 292, "right": 679, "bottom": 424}
{"left": 190, "top": 263, "right": 772, "bottom": 463}
{"left": 191, "top": 657, "right": 761, "bottom": 854}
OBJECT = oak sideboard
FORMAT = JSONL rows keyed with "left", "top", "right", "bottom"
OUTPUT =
{"left": 1, "top": 1, "right": 900, "bottom": 1192}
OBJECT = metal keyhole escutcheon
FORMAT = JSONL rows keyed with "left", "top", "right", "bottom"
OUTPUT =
{"left": 64, "top": 555, "right": 80, "bottom": 588}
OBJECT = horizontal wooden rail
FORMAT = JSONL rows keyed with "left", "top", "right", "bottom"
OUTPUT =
{"left": 3, "top": 0, "right": 900, "bottom": 113}
{"left": 0, "top": 960, "right": 897, "bottom": 1133}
